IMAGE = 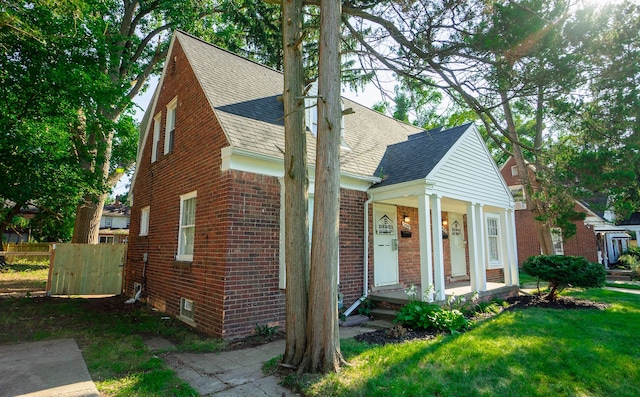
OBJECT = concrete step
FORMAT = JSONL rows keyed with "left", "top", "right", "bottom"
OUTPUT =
{"left": 607, "top": 275, "right": 632, "bottom": 282}
{"left": 370, "top": 308, "right": 398, "bottom": 321}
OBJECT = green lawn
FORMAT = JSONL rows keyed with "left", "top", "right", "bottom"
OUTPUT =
{"left": 0, "top": 296, "right": 223, "bottom": 396}
{"left": 301, "top": 289, "right": 640, "bottom": 397}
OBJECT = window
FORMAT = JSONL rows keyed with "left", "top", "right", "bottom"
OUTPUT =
{"left": 164, "top": 97, "right": 177, "bottom": 155}
{"left": 152, "top": 113, "right": 161, "bottom": 162}
{"left": 139, "top": 206, "right": 150, "bottom": 236}
{"left": 99, "top": 236, "right": 114, "bottom": 244}
{"left": 509, "top": 185, "right": 527, "bottom": 210}
{"left": 177, "top": 191, "right": 196, "bottom": 261}
{"left": 486, "top": 214, "right": 502, "bottom": 267}
{"left": 180, "top": 297, "right": 195, "bottom": 321}
{"left": 511, "top": 165, "right": 518, "bottom": 176}
{"left": 551, "top": 228, "right": 564, "bottom": 255}
{"left": 104, "top": 216, "right": 112, "bottom": 228}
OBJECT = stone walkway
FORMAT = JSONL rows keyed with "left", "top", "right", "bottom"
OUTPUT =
{"left": 146, "top": 322, "right": 377, "bottom": 397}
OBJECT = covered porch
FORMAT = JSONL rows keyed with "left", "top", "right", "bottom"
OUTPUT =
{"left": 368, "top": 282, "right": 519, "bottom": 307}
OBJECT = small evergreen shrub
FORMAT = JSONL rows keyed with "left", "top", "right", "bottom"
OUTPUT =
{"left": 522, "top": 255, "right": 606, "bottom": 301}
{"left": 617, "top": 254, "right": 637, "bottom": 270}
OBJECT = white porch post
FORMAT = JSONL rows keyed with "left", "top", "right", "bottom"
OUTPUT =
{"left": 505, "top": 208, "right": 519, "bottom": 286}
{"left": 467, "top": 203, "right": 487, "bottom": 292}
{"left": 418, "top": 194, "right": 434, "bottom": 302}
{"left": 430, "top": 195, "right": 446, "bottom": 301}
{"left": 500, "top": 209, "right": 513, "bottom": 286}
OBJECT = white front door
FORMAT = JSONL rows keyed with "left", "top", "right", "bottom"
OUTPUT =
{"left": 449, "top": 212, "right": 467, "bottom": 277}
{"left": 373, "top": 204, "right": 399, "bottom": 287}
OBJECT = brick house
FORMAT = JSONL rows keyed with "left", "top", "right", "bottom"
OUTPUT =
{"left": 500, "top": 156, "right": 630, "bottom": 266}
{"left": 126, "top": 31, "right": 519, "bottom": 339}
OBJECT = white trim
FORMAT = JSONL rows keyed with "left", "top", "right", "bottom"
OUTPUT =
{"left": 164, "top": 96, "right": 178, "bottom": 155}
{"left": 152, "top": 113, "right": 161, "bottom": 163}
{"left": 177, "top": 190, "right": 197, "bottom": 262}
{"left": 485, "top": 212, "right": 503, "bottom": 269}
{"left": 139, "top": 206, "right": 150, "bottom": 236}
{"left": 220, "top": 145, "right": 378, "bottom": 191}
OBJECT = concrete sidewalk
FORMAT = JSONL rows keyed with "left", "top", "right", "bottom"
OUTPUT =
{"left": 147, "top": 323, "right": 378, "bottom": 397}
{"left": 0, "top": 338, "right": 99, "bottom": 397}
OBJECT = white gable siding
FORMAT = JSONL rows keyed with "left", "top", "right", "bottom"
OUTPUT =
{"left": 428, "top": 129, "right": 512, "bottom": 208}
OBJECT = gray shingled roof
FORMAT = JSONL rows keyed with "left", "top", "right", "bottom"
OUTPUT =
{"left": 374, "top": 123, "right": 472, "bottom": 187}
{"left": 176, "top": 31, "right": 423, "bottom": 178}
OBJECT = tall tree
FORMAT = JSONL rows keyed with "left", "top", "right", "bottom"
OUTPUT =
{"left": 281, "top": 0, "right": 311, "bottom": 369}
{"left": 35, "top": 0, "right": 283, "bottom": 243}
{"left": 301, "top": 0, "right": 345, "bottom": 373}
{"left": 341, "top": 0, "right": 613, "bottom": 253}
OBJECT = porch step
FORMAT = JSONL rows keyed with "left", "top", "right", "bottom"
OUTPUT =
{"left": 370, "top": 308, "right": 398, "bottom": 322}
{"left": 606, "top": 269, "right": 633, "bottom": 282}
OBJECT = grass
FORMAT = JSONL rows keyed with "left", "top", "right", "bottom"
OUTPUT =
{"left": 298, "top": 288, "right": 640, "bottom": 397}
{"left": 0, "top": 260, "right": 50, "bottom": 293}
{"left": 607, "top": 282, "right": 640, "bottom": 290}
{"left": 0, "top": 260, "right": 225, "bottom": 396}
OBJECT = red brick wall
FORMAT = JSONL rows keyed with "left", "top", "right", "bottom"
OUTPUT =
{"left": 127, "top": 38, "right": 375, "bottom": 339}
{"left": 339, "top": 189, "right": 368, "bottom": 306}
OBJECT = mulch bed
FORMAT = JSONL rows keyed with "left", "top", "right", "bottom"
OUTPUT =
{"left": 354, "top": 294, "right": 609, "bottom": 346}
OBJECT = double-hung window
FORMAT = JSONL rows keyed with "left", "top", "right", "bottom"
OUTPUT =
{"left": 177, "top": 191, "right": 196, "bottom": 261}
{"left": 165, "top": 97, "right": 177, "bottom": 155}
{"left": 486, "top": 214, "right": 503, "bottom": 268}
{"left": 152, "top": 113, "right": 161, "bottom": 162}
{"left": 551, "top": 228, "right": 564, "bottom": 255}
{"left": 139, "top": 206, "right": 150, "bottom": 236}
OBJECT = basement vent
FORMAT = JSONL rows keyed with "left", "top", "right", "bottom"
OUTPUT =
{"left": 180, "top": 297, "right": 194, "bottom": 321}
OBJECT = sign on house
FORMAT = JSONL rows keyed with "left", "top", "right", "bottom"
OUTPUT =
{"left": 376, "top": 214, "right": 395, "bottom": 234}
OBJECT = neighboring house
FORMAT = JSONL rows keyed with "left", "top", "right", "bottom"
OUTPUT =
{"left": 500, "top": 156, "right": 630, "bottom": 266}
{"left": 98, "top": 197, "right": 130, "bottom": 244}
{"left": 126, "top": 31, "right": 519, "bottom": 339}
{"left": 1, "top": 202, "right": 38, "bottom": 243}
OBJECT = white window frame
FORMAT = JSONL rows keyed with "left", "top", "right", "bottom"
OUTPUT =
{"left": 511, "top": 165, "right": 518, "bottom": 176}
{"left": 551, "top": 227, "right": 564, "bottom": 255}
{"left": 152, "top": 113, "right": 161, "bottom": 162}
{"left": 139, "top": 206, "right": 150, "bottom": 236}
{"left": 177, "top": 191, "right": 196, "bottom": 262}
{"left": 104, "top": 216, "right": 112, "bottom": 228}
{"left": 485, "top": 213, "right": 503, "bottom": 268}
{"left": 164, "top": 97, "right": 177, "bottom": 155}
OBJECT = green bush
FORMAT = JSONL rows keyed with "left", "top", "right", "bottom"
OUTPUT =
{"left": 522, "top": 255, "right": 606, "bottom": 301}
{"left": 617, "top": 254, "right": 637, "bottom": 269}
{"left": 395, "top": 301, "right": 470, "bottom": 333}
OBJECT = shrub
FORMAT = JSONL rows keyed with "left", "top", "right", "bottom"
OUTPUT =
{"left": 396, "top": 301, "right": 470, "bottom": 333}
{"left": 522, "top": 255, "right": 606, "bottom": 301}
{"left": 617, "top": 254, "right": 637, "bottom": 270}
{"left": 396, "top": 301, "right": 441, "bottom": 330}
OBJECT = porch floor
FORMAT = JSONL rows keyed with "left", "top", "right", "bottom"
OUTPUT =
{"left": 369, "top": 282, "right": 518, "bottom": 305}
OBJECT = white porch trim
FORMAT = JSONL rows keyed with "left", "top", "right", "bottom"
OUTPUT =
{"left": 418, "top": 194, "right": 435, "bottom": 302}
{"left": 467, "top": 202, "right": 487, "bottom": 292}
{"left": 430, "top": 195, "right": 446, "bottom": 301}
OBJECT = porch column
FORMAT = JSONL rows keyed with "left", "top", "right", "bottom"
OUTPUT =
{"left": 418, "top": 193, "right": 434, "bottom": 302}
{"left": 500, "top": 209, "right": 513, "bottom": 286}
{"left": 430, "top": 195, "right": 446, "bottom": 301}
{"left": 467, "top": 202, "right": 487, "bottom": 292}
{"left": 505, "top": 208, "right": 519, "bottom": 286}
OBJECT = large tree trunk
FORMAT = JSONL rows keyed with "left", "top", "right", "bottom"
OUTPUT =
{"left": 300, "top": 0, "right": 344, "bottom": 374}
{"left": 282, "top": 0, "right": 310, "bottom": 368}
{"left": 71, "top": 108, "right": 119, "bottom": 244}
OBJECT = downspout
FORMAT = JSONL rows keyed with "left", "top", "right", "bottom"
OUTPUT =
{"left": 344, "top": 194, "right": 373, "bottom": 317}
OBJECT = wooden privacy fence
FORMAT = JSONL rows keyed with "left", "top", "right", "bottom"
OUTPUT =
{"left": 46, "top": 243, "right": 127, "bottom": 296}
{"left": 1, "top": 242, "right": 53, "bottom": 263}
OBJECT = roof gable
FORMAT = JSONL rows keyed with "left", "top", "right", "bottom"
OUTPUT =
{"left": 173, "top": 30, "right": 422, "bottom": 177}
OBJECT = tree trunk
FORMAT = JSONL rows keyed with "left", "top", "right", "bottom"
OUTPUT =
{"left": 71, "top": 193, "right": 108, "bottom": 244}
{"left": 71, "top": 108, "right": 118, "bottom": 244}
{"left": 282, "top": 0, "right": 310, "bottom": 368}
{"left": 300, "top": 0, "right": 344, "bottom": 374}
